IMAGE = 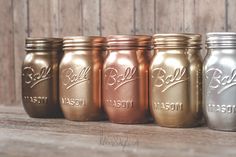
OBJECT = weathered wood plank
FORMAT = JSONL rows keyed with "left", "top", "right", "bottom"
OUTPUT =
{"left": 226, "top": 0, "right": 236, "bottom": 31}
{"left": 0, "top": 0, "right": 15, "bottom": 105}
{"left": 184, "top": 0, "right": 226, "bottom": 33}
{"left": 155, "top": 0, "right": 184, "bottom": 33}
{"left": 135, "top": 0, "right": 155, "bottom": 35}
{"left": 58, "top": 0, "right": 83, "bottom": 36}
{"left": 101, "top": 0, "right": 134, "bottom": 36}
{"left": 0, "top": 105, "right": 236, "bottom": 157}
{"left": 13, "top": 0, "right": 28, "bottom": 105}
{"left": 28, "top": 0, "right": 59, "bottom": 37}
{"left": 184, "top": 0, "right": 226, "bottom": 57}
{"left": 82, "top": 0, "right": 100, "bottom": 36}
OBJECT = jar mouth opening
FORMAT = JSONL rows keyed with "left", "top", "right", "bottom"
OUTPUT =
{"left": 107, "top": 35, "right": 152, "bottom": 48}
{"left": 153, "top": 33, "right": 201, "bottom": 48}
{"left": 63, "top": 36, "right": 106, "bottom": 50}
{"left": 25, "top": 37, "right": 63, "bottom": 51}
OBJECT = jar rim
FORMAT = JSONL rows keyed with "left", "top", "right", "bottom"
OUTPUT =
{"left": 153, "top": 33, "right": 201, "bottom": 48}
{"left": 107, "top": 35, "right": 152, "bottom": 48}
{"left": 206, "top": 32, "right": 236, "bottom": 48}
{"left": 25, "top": 37, "right": 63, "bottom": 51}
{"left": 63, "top": 36, "right": 106, "bottom": 50}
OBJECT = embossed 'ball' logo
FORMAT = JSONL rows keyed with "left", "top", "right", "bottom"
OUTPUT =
{"left": 61, "top": 66, "right": 91, "bottom": 90}
{"left": 206, "top": 68, "right": 236, "bottom": 94}
{"left": 104, "top": 67, "right": 137, "bottom": 90}
{"left": 22, "top": 66, "right": 52, "bottom": 88}
{"left": 152, "top": 67, "right": 188, "bottom": 92}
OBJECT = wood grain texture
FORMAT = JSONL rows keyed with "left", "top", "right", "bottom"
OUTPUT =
{"left": 0, "top": 0, "right": 15, "bottom": 105}
{"left": 184, "top": 0, "right": 226, "bottom": 33}
{"left": 226, "top": 0, "right": 236, "bottom": 31}
{"left": 0, "top": 105, "right": 236, "bottom": 157}
{"left": 82, "top": 0, "right": 100, "bottom": 36}
{"left": 184, "top": 0, "right": 226, "bottom": 57}
{"left": 58, "top": 0, "right": 83, "bottom": 36}
{"left": 13, "top": 0, "right": 28, "bottom": 105}
{"left": 135, "top": 0, "right": 155, "bottom": 35}
{"left": 0, "top": 0, "right": 236, "bottom": 105}
{"left": 101, "top": 0, "right": 134, "bottom": 36}
{"left": 28, "top": 0, "right": 59, "bottom": 37}
{"left": 155, "top": 0, "right": 184, "bottom": 33}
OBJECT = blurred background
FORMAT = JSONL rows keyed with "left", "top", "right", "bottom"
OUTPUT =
{"left": 0, "top": 0, "right": 235, "bottom": 105}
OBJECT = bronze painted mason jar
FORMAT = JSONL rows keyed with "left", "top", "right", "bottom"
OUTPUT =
{"left": 150, "top": 33, "right": 202, "bottom": 127}
{"left": 103, "top": 35, "right": 150, "bottom": 124}
{"left": 59, "top": 36, "right": 106, "bottom": 121}
{"left": 22, "top": 38, "right": 63, "bottom": 118}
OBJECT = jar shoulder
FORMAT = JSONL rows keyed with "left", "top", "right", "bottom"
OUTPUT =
{"left": 23, "top": 52, "right": 56, "bottom": 67}
{"left": 203, "top": 52, "right": 236, "bottom": 70}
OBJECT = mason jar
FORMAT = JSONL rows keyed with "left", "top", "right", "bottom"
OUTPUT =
{"left": 103, "top": 35, "right": 150, "bottom": 124}
{"left": 150, "top": 33, "right": 202, "bottom": 127}
{"left": 203, "top": 32, "right": 236, "bottom": 131}
{"left": 22, "top": 38, "right": 63, "bottom": 118}
{"left": 59, "top": 36, "right": 106, "bottom": 121}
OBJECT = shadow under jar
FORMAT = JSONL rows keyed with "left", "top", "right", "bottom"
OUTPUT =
{"left": 203, "top": 32, "right": 236, "bottom": 131}
{"left": 103, "top": 35, "right": 150, "bottom": 124}
{"left": 59, "top": 36, "right": 106, "bottom": 121}
{"left": 149, "top": 33, "right": 202, "bottom": 128}
{"left": 22, "top": 38, "right": 63, "bottom": 118}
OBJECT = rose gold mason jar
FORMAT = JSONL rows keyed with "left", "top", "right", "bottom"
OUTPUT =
{"left": 103, "top": 35, "right": 150, "bottom": 124}
{"left": 150, "top": 34, "right": 202, "bottom": 127}
{"left": 59, "top": 36, "right": 106, "bottom": 121}
{"left": 22, "top": 38, "right": 63, "bottom": 118}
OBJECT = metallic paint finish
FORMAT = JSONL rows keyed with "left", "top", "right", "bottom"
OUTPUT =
{"left": 203, "top": 32, "right": 236, "bottom": 131}
{"left": 59, "top": 36, "right": 106, "bottom": 121}
{"left": 103, "top": 35, "right": 150, "bottom": 124}
{"left": 150, "top": 34, "right": 202, "bottom": 127}
{"left": 22, "top": 38, "right": 63, "bottom": 118}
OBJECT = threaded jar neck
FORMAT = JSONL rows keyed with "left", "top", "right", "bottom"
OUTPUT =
{"left": 63, "top": 36, "right": 106, "bottom": 50}
{"left": 206, "top": 32, "right": 236, "bottom": 49}
{"left": 107, "top": 35, "right": 152, "bottom": 50}
{"left": 25, "top": 38, "right": 63, "bottom": 51}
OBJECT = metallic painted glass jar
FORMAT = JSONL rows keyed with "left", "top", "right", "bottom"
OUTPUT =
{"left": 103, "top": 35, "right": 150, "bottom": 124}
{"left": 60, "top": 36, "right": 106, "bottom": 121}
{"left": 150, "top": 33, "right": 202, "bottom": 127}
{"left": 203, "top": 32, "right": 236, "bottom": 131}
{"left": 22, "top": 38, "right": 63, "bottom": 118}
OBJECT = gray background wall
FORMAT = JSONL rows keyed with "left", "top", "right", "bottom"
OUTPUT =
{"left": 0, "top": 0, "right": 234, "bottom": 105}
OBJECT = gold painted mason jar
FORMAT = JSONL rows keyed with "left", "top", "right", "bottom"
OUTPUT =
{"left": 59, "top": 36, "right": 106, "bottom": 121}
{"left": 22, "top": 38, "right": 63, "bottom": 118}
{"left": 103, "top": 35, "right": 150, "bottom": 124}
{"left": 149, "top": 34, "right": 202, "bottom": 127}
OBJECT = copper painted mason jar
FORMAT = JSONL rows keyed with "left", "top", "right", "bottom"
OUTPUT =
{"left": 103, "top": 35, "right": 150, "bottom": 124}
{"left": 59, "top": 36, "right": 106, "bottom": 121}
{"left": 150, "top": 34, "right": 202, "bottom": 127}
{"left": 22, "top": 38, "right": 63, "bottom": 118}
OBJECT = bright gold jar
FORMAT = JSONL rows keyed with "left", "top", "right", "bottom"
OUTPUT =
{"left": 149, "top": 34, "right": 202, "bottom": 127}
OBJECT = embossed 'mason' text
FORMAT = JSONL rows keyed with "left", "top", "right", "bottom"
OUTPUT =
{"left": 104, "top": 67, "right": 137, "bottom": 90}
{"left": 206, "top": 68, "right": 236, "bottom": 94}
{"left": 207, "top": 104, "right": 236, "bottom": 114}
{"left": 153, "top": 102, "right": 183, "bottom": 111}
{"left": 61, "top": 97, "right": 86, "bottom": 107}
{"left": 22, "top": 66, "right": 52, "bottom": 88}
{"left": 24, "top": 96, "right": 48, "bottom": 104}
{"left": 106, "top": 99, "right": 134, "bottom": 109}
{"left": 152, "top": 67, "right": 188, "bottom": 92}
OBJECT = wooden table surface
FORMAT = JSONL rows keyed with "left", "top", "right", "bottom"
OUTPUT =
{"left": 0, "top": 105, "right": 235, "bottom": 157}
